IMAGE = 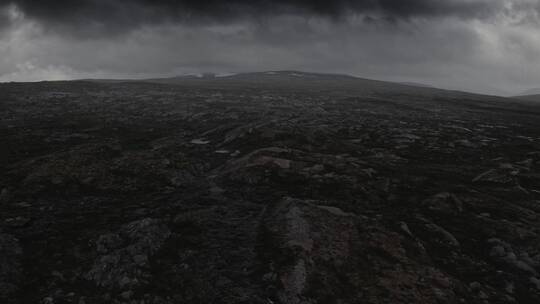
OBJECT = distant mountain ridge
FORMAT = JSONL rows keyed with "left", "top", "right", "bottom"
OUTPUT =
{"left": 83, "top": 70, "right": 435, "bottom": 91}
{"left": 4, "top": 70, "right": 540, "bottom": 117}
{"left": 513, "top": 87, "right": 540, "bottom": 102}
{"left": 398, "top": 82, "right": 435, "bottom": 88}
{"left": 5, "top": 70, "right": 522, "bottom": 102}
{"left": 518, "top": 88, "right": 540, "bottom": 96}
{"left": 145, "top": 70, "right": 361, "bottom": 83}
{"left": 514, "top": 94, "right": 540, "bottom": 102}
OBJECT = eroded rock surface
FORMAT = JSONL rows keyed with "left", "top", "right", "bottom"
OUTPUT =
{"left": 0, "top": 231, "right": 22, "bottom": 303}
{"left": 262, "top": 198, "right": 466, "bottom": 304}
{"left": 1, "top": 78, "right": 540, "bottom": 303}
{"left": 86, "top": 218, "right": 171, "bottom": 290}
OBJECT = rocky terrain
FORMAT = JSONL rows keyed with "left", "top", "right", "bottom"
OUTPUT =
{"left": 1, "top": 71, "right": 540, "bottom": 303}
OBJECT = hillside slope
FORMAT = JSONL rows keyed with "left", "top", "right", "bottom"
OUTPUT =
{"left": 514, "top": 94, "right": 540, "bottom": 102}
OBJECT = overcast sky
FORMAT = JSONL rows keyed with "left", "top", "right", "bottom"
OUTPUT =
{"left": 1, "top": 0, "right": 540, "bottom": 95}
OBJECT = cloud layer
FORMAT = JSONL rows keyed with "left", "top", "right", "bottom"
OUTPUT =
{"left": 0, "top": 1, "right": 525, "bottom": 33}
{"left": 1, "top": 0, "right": 540, "bottom": 95}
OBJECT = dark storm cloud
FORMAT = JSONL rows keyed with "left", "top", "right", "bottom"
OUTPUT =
{"left": 0, "top": 0, "right": 514, "bottom": 34}
{"left": 1, "top": 0, "right": 540, "bottom": 95}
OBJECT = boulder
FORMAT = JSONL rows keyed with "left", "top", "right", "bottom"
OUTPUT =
{"left": 261, "top": 198, "right": 460, "bottom": 304}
